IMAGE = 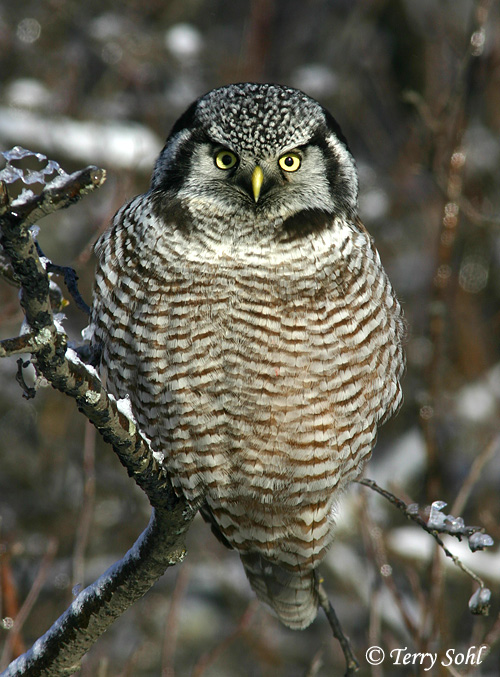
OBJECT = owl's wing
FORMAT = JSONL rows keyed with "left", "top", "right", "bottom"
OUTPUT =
{"left": 199, "top": 503, "right": 234, "bottom": 550}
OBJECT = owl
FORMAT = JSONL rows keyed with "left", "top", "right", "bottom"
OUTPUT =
{"left": 89, "top": 83, "right": 405, "bottom": 630}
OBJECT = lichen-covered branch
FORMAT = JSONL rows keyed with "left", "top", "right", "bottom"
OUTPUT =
{"left": 0, "top": 151, "right": 195, "bottom": 676}
{"left": 0, "top": 155, "right": 187, "bottom": 508}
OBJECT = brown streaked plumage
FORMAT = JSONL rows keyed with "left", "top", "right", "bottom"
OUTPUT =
{"left": 89, "top": 83, "right": 405, "bottom": 629}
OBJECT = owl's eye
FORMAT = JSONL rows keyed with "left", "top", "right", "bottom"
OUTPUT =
{"left": 278, "top": 152, "right": 301, "bottom": 172}
{"left": 215, "top": 149, "right": 238, "bottom": 170}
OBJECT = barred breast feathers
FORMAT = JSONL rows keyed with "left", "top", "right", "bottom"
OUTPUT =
{"left": 92, "top": 194, "right": 403, "bottom": 469}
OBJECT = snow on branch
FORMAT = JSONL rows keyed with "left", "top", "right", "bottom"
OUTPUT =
{"left": 0, "top": 148, "right": 194, "bottom": 676}
{"left": 358, "top": 478, "right": 494, "bottom": 616}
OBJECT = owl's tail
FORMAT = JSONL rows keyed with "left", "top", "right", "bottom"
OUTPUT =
{"left": 240, "top": 553, "right": 318, "bottom": 630}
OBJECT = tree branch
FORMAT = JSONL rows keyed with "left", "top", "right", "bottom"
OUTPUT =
{"left": 0, "top": 150, "right": 195, "bottom": 675}
{"left": 318, "top": 584, "right": 359, "bottom": 676}
{"left": 357, "top": 477, "right": 493, "bottom": 614}
{"left": 1, "top": 509, "right": 189, "bottom": 677}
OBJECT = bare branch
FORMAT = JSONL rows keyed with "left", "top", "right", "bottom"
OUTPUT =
{"left": 0, "top": 159, "right": 184, "bottom": 508}
{"left": 451, "top": 435, "right": 500, "bottom": 517}
{"left": 317, "top": 583, "right": 359, "bottom": 676}
{"left": 1, "top": 509, "right": 190, "bottom": 677}
{"left": 0, "top": 335, "right": 39, "bottom": 358}
{"left": 357, "top": 478, "right": 492, "bottom": 612}
{"left": 0, "top": 151, "right": 196, "bottom": 675}
{"left": 0, "top": 165, "right": 106, "bottom": 227}
{"left": 191, "top": 601, "right": 258, "bottom": 677}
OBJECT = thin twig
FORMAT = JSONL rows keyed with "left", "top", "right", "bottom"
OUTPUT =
{"left": 359, "top": 491, "right": 418, "bottom": 638}
{"left": 479, "top": 613, "right": 500, "bottom": 665}
{"left": 15, "top": 358, "right": 35, "bottom": 400}
{"left": 35, "top": 242, "right": 91, "bottom": 316}
{"left": 444, "top": 664, "right": 463, "bottom": 677}
{"left": 451, "top": 435, "right": 500, "bottom": 517}
{"left": 305, "top": 648, "right": 324, "bottom": 677}
{"left": 191, "top": 601, "right": 258, "bottom": 677}
{"left": 0, "top": 550, "right": 25, "bottom": 660}
{"left": 0, "top": 539, "right": 58, "bottom": 669}
{"left": 72, "top": 421, "right": 97, "bottom": 591}
{"left": 317, "top": 584, "right": 359, "bottom": 676}
{"left": 367, "top": 587, "right": 383, "bottom": 677}
{"left": 415, "top": 0, "right": 495, "bottom": 503}
{"left": 357, "top": 479, "right": 489, "bottom": 591}
{"left": 426, "top": 544, "right": 446, "bottom": 658}
{"left": 161, "top": 565, "right": 191, "bottom": 677}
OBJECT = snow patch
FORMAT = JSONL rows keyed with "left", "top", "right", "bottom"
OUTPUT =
{"left": 115, "top": 395, "right": 136, "bottom": 424}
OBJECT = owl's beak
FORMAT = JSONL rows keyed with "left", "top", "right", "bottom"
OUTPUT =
{"left": 251, "top": 165, "right": 264, "bottom": 202}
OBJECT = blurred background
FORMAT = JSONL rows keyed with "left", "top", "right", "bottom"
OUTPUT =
{"left": 1, "top": 0, "right": 500, "bottom": 675}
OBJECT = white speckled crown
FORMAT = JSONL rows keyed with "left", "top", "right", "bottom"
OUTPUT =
{"left": 195, "top": 83, "right": 326, "bottom": 156}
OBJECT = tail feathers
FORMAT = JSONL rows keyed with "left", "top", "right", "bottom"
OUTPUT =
{"left": 241, "top": 553, "right": 318, "bottom": 630}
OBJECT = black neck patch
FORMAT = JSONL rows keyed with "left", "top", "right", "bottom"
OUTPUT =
{"left": 278, "top": 208, "right": 333, "bottom": 242}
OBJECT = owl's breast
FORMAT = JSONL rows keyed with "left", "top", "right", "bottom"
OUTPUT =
{"left": 139, "top": 254, "right": 382, "bottom": 488}
{"left": 93, "top": 210, "right": 403, "bottom": 572}
{"left": 96, "top": 212, "right": 403, "bottom": 515}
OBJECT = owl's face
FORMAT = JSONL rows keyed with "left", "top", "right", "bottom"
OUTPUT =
{"left": 151, "top": 83, "right": 358, "bottom": 236}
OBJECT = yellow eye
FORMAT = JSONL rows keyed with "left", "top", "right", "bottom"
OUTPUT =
{"left": 278, "top": 152, "right": 301, "bottom": 172}
{"left": 215, "top": 149, "right": 238, "bottom": 170}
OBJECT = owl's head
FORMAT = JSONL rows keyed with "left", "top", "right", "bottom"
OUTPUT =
{"left": 152, "top": 83, "right": 358, "bottom": 232}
